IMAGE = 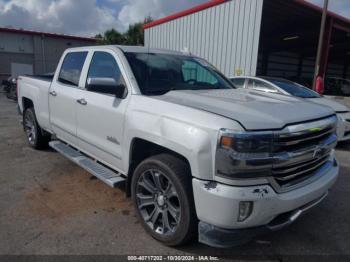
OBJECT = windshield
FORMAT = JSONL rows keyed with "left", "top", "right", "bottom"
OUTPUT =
{"left": 125, "top": 52, "right": 234, "bottom": 95}
{"left": 269, "top": 79, "right": 321, "bottom": 98}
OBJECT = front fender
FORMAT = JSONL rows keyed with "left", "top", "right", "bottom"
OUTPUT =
{"left": 125, "top": 117, "right": 213, "bottom": 179}
{"left": 122, "top": 103, "right": 243, "bottom": 180}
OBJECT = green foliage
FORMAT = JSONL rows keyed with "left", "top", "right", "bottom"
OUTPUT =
{"left": 96, "top": 16, "right": 153, "bottom": 46}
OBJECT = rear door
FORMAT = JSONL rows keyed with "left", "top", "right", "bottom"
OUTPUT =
{"left": 49, "top": 51, "right": 88, "bottom": 147}
{"left": 75, "top": 50, "right": 130, "bottom": 171}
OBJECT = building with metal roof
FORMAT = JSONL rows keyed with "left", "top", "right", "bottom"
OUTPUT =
{"left": 144, "top": 0, "right": 350, "bottom": 90}
{"left": 0, "top": 27, "right": 96, "bottom": 81}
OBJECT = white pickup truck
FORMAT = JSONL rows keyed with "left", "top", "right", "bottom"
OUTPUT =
{"left": 18, "top": 45, "right": 339, "bottom": 248}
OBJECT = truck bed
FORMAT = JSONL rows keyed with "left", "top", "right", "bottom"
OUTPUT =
{"left": 23, "top": 73, "right": 54, "bottom": 82}
{"left": 18, "top": 74, "right": 53, "bottom": 132}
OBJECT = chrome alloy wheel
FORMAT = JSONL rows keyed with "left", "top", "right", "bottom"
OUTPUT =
{"left": 136, "top": 169, "right": 181, "bottom": 235}
{"left": 24, "top": 111, "right": 36, "bottom": 145}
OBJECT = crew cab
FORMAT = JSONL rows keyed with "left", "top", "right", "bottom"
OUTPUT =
{"left": 18, "top": 46, "right": 339, "bottom": 248}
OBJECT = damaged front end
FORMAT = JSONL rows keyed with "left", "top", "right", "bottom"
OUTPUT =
{"left": 198, "top": 192, "right": 329, "bottom": 248}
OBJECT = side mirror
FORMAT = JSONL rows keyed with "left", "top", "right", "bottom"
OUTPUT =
{"left": 86, "top": 77, "right": 127, "bottom": 99}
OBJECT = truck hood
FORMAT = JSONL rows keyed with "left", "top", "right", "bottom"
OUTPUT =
{"left": 305, "top": 97, "right": 349, "bottom": 113}
{"left": 155, "top": 89, "right": 334, "bottom": 130}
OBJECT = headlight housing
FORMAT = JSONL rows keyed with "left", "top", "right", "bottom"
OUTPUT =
{"left": 216, "top": 129, "right": 274, "bottom": 179}
{"left": 219, "top": 132, "right": 273, "bottom": 153}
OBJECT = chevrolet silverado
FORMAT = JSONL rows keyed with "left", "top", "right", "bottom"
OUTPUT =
{"left": 18, "top": 46, "right": 339, "bottom": 248}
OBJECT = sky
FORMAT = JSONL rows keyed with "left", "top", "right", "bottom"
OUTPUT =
{"left": 0, "top": 0, "right": 349, "bottom": 37}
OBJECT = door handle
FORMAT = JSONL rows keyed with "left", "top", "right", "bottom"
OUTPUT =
{"left": 49, "top": 91, "right": 57, "bottom": 97}
{"left": 77, "top": 98, "right": 87, "bottom": 106}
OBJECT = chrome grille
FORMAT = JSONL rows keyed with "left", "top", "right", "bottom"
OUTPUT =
{"left": 273, "top": 125, "right": 334, "bottom": 152}
{"left": 271, "top": 116, "right": 338, "bottom": 191}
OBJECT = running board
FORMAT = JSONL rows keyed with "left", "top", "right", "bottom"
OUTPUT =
{"left": 49, "top": 141, "right": 125, "bottom": 188}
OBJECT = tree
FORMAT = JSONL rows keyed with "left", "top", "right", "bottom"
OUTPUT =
{"left": 95, "top": 17, "right": 153, "bottom": 46}
{"left": 95, "top": 33, "right": 104, "bottom": 44}
{"left": 101, "top": 29, "right": 126, "bottom": 45}
{"left": 124, "top": 16, "right": 153, "bottom": 45}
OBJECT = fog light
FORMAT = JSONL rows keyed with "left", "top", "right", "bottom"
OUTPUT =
{"left": 238, "top": 201, "right": 253, "bottom": 222}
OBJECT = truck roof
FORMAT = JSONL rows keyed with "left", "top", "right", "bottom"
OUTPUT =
{"left": 118, "top": 45, "right": 190, "bottom": 56}
{"left": 65, "top": 45, "right": 193, "bottom": 57}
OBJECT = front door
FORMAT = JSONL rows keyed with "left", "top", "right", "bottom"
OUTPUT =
{"left": 75, "top": 50, "right": 129, "bottom": 172}
{"left": 49, "top": 51, "right": 88, "bottom": 146}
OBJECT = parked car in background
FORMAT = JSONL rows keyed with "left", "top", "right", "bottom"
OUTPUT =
{"left": 1, "top": 77, "right": 17, "bottom": 101}
{"left": 1, "top": 79, "right": 11, "bottom": 93}
{"left": 231, "top": 76, "right": 350, "bottom": 142}
{"left": 17, "top": 46, "right": 339, "bottom": 248}
{"left": 325, "top": 77, "right": 350, "bottom": 96}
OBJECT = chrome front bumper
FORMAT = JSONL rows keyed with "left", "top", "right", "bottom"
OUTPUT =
{"left": 194, "top": 157, "right": 339, "bottom": 247}
{"left": 198, "top": 192, "right": 328, "bottom": 248}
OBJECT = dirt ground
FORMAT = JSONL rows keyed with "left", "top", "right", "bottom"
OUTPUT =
{"left": 0, "top": 94, "right": 350, "bottom": 261}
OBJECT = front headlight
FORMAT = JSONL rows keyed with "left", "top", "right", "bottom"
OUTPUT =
{"left": 219, "top": 131, "right": 273, "bottom": 153}
{"left": 216, "top": 129, "right": 274, "bottom": 179}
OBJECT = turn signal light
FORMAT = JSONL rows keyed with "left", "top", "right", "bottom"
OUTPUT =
{"left": 220, "top": 136, "right": 234, "bottom": 149}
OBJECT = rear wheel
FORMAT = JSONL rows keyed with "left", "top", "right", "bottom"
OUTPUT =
{"left": 23, "top": 107, "right": 50, "bottom": 149}
{"left": 131, "top": 154, "right": 197, "bottom": 246}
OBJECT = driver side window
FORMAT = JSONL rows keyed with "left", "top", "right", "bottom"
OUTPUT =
{"left": 247, "top": 79, "right": 276, "bottom": 92}
{"left": 182, "top": 61, "right": 218, "bottom": 85}
{"left": 86, "top": 51, "right": 125, "bottom": 94}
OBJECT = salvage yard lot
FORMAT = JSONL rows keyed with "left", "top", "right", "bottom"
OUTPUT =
{"left": 0, "top": 94, "right": 350, "bottom": 258}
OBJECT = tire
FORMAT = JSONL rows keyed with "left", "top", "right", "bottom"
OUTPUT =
{"left": 131, "top": 154, "right": 197, "bottom": 246}
{"left": 23, "top": 107, "right": 50, "bottom": 149}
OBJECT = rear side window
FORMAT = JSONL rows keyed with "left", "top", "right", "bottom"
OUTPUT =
{"left": 247, "top": 79, "right": 276, "bottom": 92}
{"left": 58, "top": 52, "right": 88, "bottom": 86}
{"left": 231, "top": 78, "right": 245, "bottom": 88}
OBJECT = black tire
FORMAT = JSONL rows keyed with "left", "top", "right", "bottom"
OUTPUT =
{"left": 131, "top": 154, "right": 197, "bottom": 246}
{"left": 23, "top": 107, "right": 50, "bottom": 149}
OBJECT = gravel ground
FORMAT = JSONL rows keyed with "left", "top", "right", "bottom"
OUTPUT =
{"left": 0, "top": 94, "right": 349, "bottom": 261}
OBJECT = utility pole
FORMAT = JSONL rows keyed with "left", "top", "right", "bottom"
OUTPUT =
{"left": 313, "top": 0, "right": 329, "bottom": 90}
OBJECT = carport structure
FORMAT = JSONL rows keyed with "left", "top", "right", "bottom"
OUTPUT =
{"left": 257, "top": 0, "right": 350, "bottom": 88}
{"left": 144, "top": 0, "right": 350, "bottom": 90}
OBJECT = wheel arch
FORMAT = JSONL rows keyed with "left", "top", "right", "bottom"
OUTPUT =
{"left": 125, "top": 137, "right": 192, "bottom": 197}
{"left": 22, "top": 98, "right": 50, "bottom": 137}
{"left": 22, "top": 97, "right": 34, "bottom": 111}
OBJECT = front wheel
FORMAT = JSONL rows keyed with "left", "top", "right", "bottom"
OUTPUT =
{"left": 131, "top": 154, "right": 197, "bottom": 246}
{"left": 23, "top": 107, "right": 50, "bottom": 149}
